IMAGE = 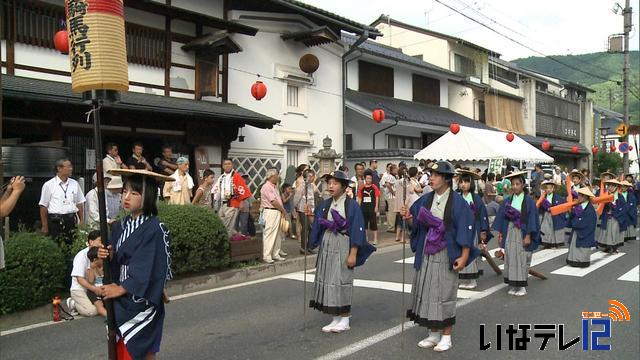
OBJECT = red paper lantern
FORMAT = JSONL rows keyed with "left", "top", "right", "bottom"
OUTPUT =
{"left": 571, "top": 145, "right": 579, "bottom": 154}
{"left": 251, "top": 80, "right": 267, "bottom": 100}
{"left": 610, "top": 144, "right": 617, "bottom": 152}
{"left": 450, "top": 122, "right": 460, "bottom": 134}
{"left": 506, "top": 132, "right": 515, "bottom": 142}
{"left": 54, "top": 30, "right": 69, "bottom": 54}
{"left": 372, "top": 108, "right": 385, "bottom": 123}
{"left": 591, "top": 146, "right": 599, "bottom": 155}
{"left": 542, "top": 140, "right": 551, "bottom": 151}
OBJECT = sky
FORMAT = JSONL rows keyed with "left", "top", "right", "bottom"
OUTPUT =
{"left": 301, "top": 0, "right": 640, "bottom": 61}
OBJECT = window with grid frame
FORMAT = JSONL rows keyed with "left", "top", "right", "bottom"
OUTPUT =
{"left": 454, "top": 54, "right": 478, "bottom": 78}
{"left": 388, "top": 135, "right": 422, "bottom": 149}
{"left": 285, "top": 83, "right": 306, "bottom": 114}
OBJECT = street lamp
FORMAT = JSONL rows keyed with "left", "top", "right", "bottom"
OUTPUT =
{"left": 599, "top": 127, "right": 610, "bottom": 148}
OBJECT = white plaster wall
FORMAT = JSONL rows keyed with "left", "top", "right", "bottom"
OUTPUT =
{"left": 128, "top": 64, "right": 164, "bottom": 86}
{"left": 14, "top": 43, "right": 71, "bottom": 73}
{"left": 171, "top": 41, "right": 195, "bottom": 66}
{"left": 394, "top": 67, "right": 412, "bottom": 102}
{"left": 448, "top": 82, "right": 474, "bottom": 119}
{"left": 227, "top": 30, "right": 344, "bottom": 158}
{"left": 14, "top": 69, "right": 70, "bottom": 83}
{"left": 346, "top": 60, "right": 358, "bottom": 90}
{"left": 125, "top": 8, "right": 164, "bottom": 30}
{"left": 374, "top": 23, "right": 450, "bottom": 70}
{"left": 172, "top": 0, "right": 223, "bottom": 18}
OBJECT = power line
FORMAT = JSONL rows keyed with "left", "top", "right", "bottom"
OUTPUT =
{"left": 433, "top": 0, "right": 619, "bottom": 85}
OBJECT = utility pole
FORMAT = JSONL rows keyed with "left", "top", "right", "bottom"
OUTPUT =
{"left": 622, "top": 0, "right": 632, "bottom": 174}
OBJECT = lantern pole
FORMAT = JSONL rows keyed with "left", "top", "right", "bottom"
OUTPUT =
{"left": 87, "top": 90, "right": 119, "bottom": 360}
{"left": 371, "top": 103, "right": 405, "bottom": 149}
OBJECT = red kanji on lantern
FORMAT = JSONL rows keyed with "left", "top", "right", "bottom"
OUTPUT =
{"left": 251, "top": 80, "right": 267, "bottom": 100}
{"left": 591, "top": 146, "right": 599, "bottom": 155}
{"left": 506, "top": 132, "right": 515, "bottom": 142}
{"left": 372, "top": 108, "right": 385, "bottom": 123}
{"left": 571, "top": 145, "right": 579, "bottom": 154}
{"left": 450, "top": 122, "right": 460, "bottom": 134}
{"left": 54, "top": 30, "right": 69, "bottom": 54}
{"left": 542, "top": 140, "right": 551, "bottom": 151}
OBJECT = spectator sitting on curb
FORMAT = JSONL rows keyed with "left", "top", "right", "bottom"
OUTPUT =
{"left": 67, "top": 230, "right": 103, "bottom": 317}
{"left": 85, "top": 247, "right": 107, "bottom": 317}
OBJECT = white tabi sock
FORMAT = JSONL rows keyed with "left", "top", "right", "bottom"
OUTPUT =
{"left": 322, "top": 317, "right": 341, "bottom": 332}
{"left": 418, "top": 331, "right": 441, "bottom": 348}
{"left": 337, "top": 316, "right": 350, "bottom": 327}
{"left": 434, "top": 334, "right": 452, "bottom": 352}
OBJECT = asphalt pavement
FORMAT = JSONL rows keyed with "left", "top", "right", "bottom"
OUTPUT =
{"left": 1, "top": 239, "right": 638, "bottom": 360}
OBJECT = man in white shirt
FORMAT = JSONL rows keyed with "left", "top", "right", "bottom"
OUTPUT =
{"left": 380, "top": 163, "right": 398, "bottom": 232}
{"left": 39, "top": 158, "right": 86, "bottom": 245}
{"left": 68, "top": 230, "right": 103, "bottom": 317}
{"left": 85, "top": 172, "right": 112, "bottom": 229}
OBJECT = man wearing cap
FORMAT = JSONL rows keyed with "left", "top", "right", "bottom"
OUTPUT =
{"left": 106, "top": 175, "right": 123, "bottom": 223}
{"left": 163, "top": 157, "right": 194, "bottom": 205}
{"left": 403, "top": 161, "right": 478, "bottom": 352}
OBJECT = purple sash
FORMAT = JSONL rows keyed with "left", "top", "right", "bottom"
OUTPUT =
{"left": 504, "top": 202, "right": 523, "bottom": 229}
{"left": 540, "top": 198, "right": 552, "bottom": 212}
{"left": 317, "top": 209, "right": 348, "bottom": 234}
{"left": 417, "top": 207, "right": 447, "bottom": 255}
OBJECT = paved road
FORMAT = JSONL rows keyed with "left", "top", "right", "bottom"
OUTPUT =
{"left": 1, "top": 241, "right": 638, "bottom": 359}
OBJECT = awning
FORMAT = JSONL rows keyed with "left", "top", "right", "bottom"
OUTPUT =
{"left": 281, "top": 26, "right": 339, "bottom": 47}
{"left": 414, "top": 126, "right": 554, "bottom": 163}
{"left": 182, "top": 31, "right": 243, "bottom": 56}
{"left": 2, "top": 75, "right": 279, "bottom": 129}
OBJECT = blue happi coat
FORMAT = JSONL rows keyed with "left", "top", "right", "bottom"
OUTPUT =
{"left": 409, "top": 190, "right": 479, "bottom": 270}
{"left": 600, "top": 195, "right": 628, "bottom": 231}
{"left": 568, "top": 202, "right": 597, "bottom": 248}
{"left": 109, "top": 215, "right": 172, "bottom": 360}
{"left": 309, "top": 197, "right": 376, "bottom": 266}
{"left": 467, "top": 192, "right": 493, "bottom": 243}
{"left": 538, "top": 193, "right": 568, "bottom": 230}
{"left": 493, "top": 194, "right": 541, "bottom": 251}
{"left": 622, "top": 191, "right": 638, "bottom": 227}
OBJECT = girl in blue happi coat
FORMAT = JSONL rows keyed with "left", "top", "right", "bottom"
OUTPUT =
{"left": 456, "top": 169, "right": 491, "bottom": 290}
{"left": 566, "top": 187, "right": 597, "bottom": 267}
{"left": 493, "top": 171, "right": 540, "bottom": 297}
{"left": 538, "top": 180, "right": 567, "bottom": 249}
{"left": 403, "top": 161, "right": 478, "bottom": 352}
{"left": 620, "top": 180, "right": 638, "bottom": 242}
{"left": 100, "top": 169, "right": 174, "bottom": 360}
{"left": 308, "top": 170, "right": 376, "bottom": 333}
{"left": 598, "top": 179, "right": 627, "bottom": 254}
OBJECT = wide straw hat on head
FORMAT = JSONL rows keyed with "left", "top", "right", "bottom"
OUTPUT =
{"left": 456, "top": 169, "right": 480, "bottom": 180}
{"left": 576, "top": 186, "right": 595, "bottom": 198}
{"left": 504, "top": 170, "right": 528, "bottom": 179}
{"left": 600, "top": 171, "right": 615, "bottom": 179}
{"left": 569, "top": 169, "right": 584, "bottom": 180}
{"left": 620, "top": 180, "right": 633, "bottom": 187}
{"left": 604, "top": 179, "right": 622, "bottom": 186}
{"left": 107, "top": 169, "right": 175, "bottom": 182}
{"left": 106, "top": 175, "right": 123, "bottom": 189}
{"left": 541, "top": 179, "right": 556, "bottom": 186}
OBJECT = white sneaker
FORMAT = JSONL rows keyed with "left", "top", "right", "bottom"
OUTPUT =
{"left": 514, "top": 287, "right": 527, "bottom": 297}
{"left": 418, "top": 334, "right": 441, "bottom": 348}
{"left": 279, "top": 250, "right": 288, "bottom": 257}
{"left": 322, "top": 317, "right": 340, "bottom": 333}
{"left": 433, "top": 337, "right": 452, "bottom": 352}
{"left": 66, "top": 298, "right": 78, "bottom": 316}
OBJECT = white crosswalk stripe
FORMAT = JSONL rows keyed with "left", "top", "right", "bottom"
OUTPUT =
{"left": 617, "top": 265, "right": 639, "bottom": 282}
{"left": 498, "top": 248, "right": 568, "bottom": 270}
{"left": 551, "top": 251, "right": 625, "bottom": 277}
{"left": 280, "top": 273, "right": 481, "bottom": 299}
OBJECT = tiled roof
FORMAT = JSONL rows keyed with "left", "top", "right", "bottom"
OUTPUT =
{"left": 2, "top": 75, "right": 279, "bottom": 129}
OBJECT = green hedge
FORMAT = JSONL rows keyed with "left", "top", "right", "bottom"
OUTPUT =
{"left": 157, "top": 202, "right": 230, "bottom": 275}
{"left": 0, "top": 232, "right": 66, "bottom": 315}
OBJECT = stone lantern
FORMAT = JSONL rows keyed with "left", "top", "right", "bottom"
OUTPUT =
{"left": 313, "top": 136, "right": 341, "bottom": 178}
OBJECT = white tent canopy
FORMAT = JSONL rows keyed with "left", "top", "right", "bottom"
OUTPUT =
{"left": 414, "top": 126, "right": 554, "bottom": 163}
